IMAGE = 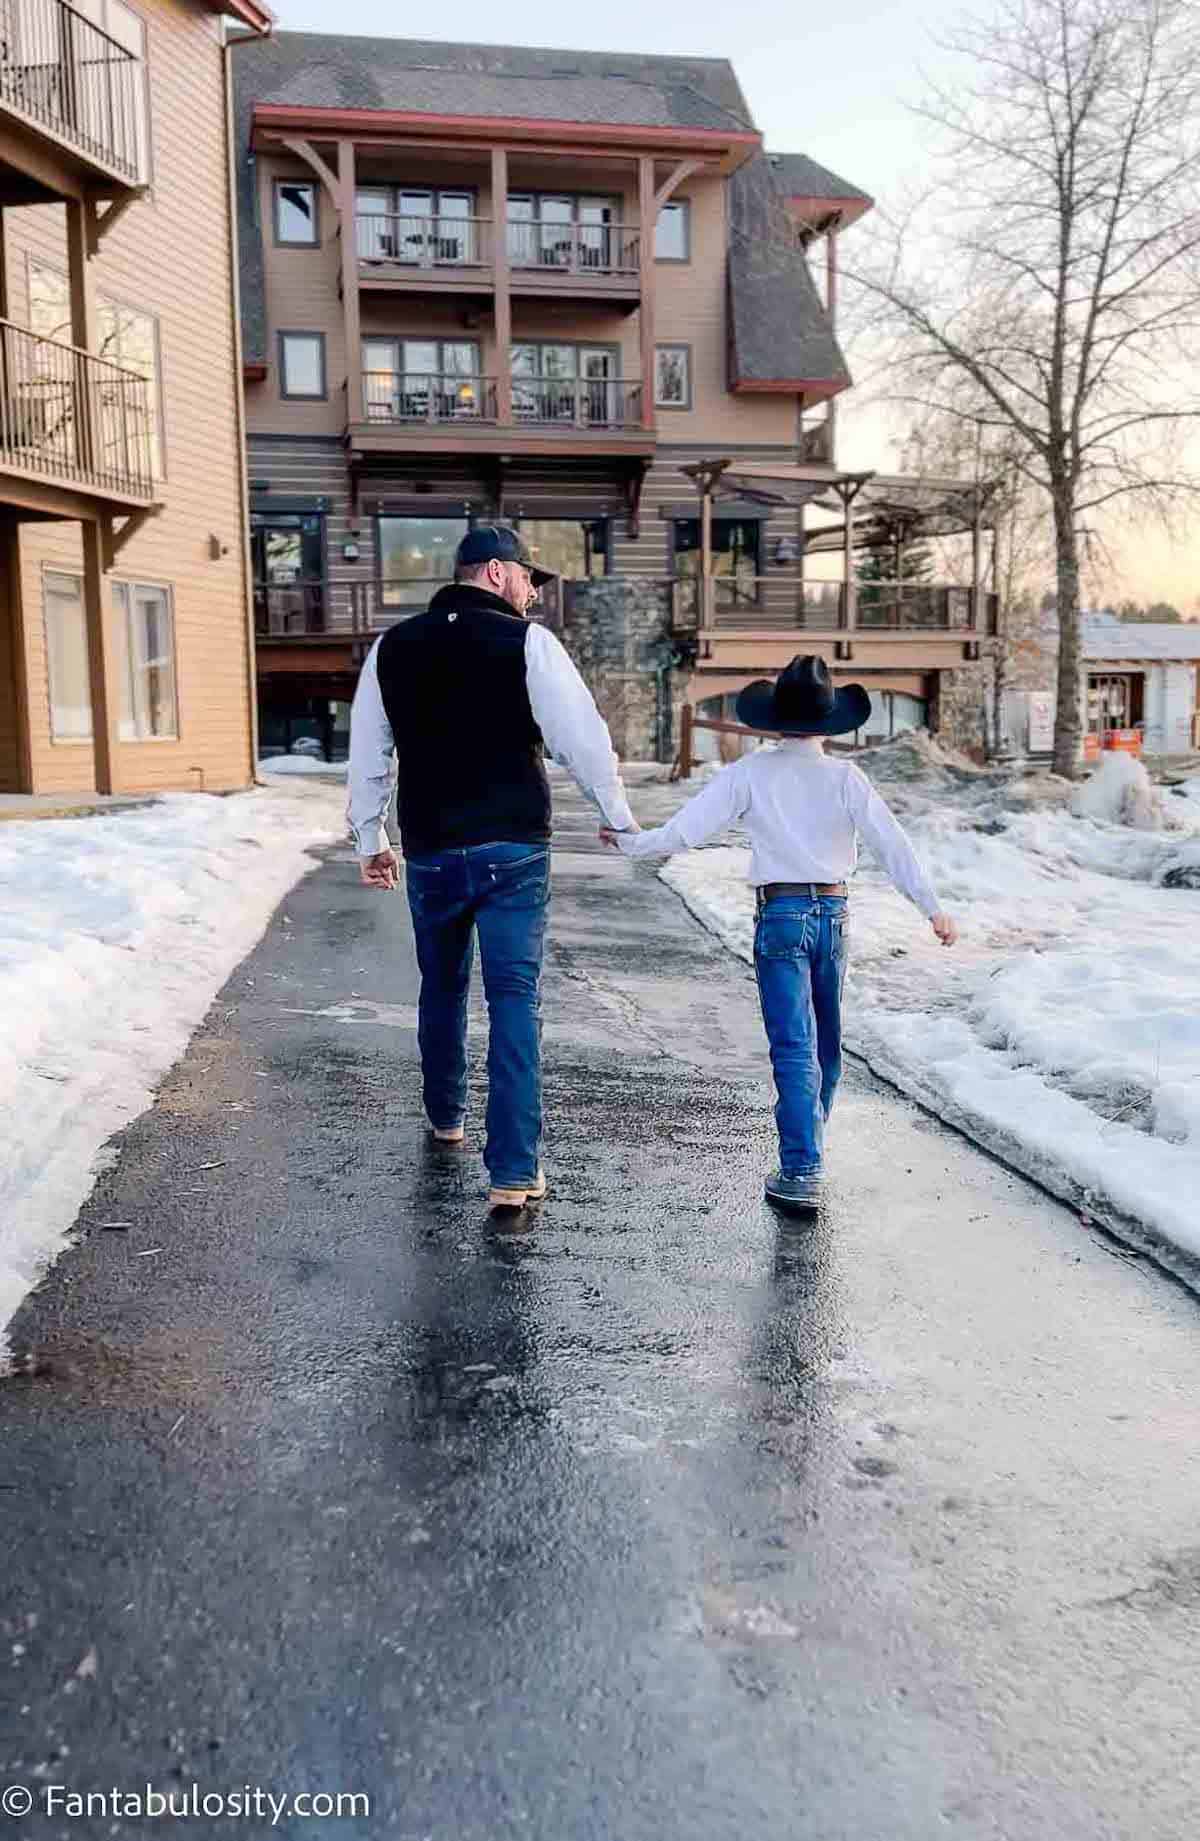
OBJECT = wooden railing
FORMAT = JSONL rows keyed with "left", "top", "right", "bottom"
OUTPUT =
{"left": 507, "top": 220, "right": 640, "bottom": 274}
{"left": 672, "top": 576, "right": 997, "bottom": 633}
{"left": 355, "top": 213, "right": 489, "bottom": 267}
{"left": 0, "top": 0, "right": 141, "bottom": 181}
{"left": 0, "top": 316, "right": 155, "bottom": 499}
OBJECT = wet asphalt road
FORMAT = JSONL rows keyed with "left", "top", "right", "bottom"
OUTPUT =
{"left": 3, "top": 776, "right": 1200, "bottom": 1840}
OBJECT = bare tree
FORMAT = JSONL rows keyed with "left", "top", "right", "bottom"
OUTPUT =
{"left": 845, "top": 0, "right": 1200, "bottom": 775}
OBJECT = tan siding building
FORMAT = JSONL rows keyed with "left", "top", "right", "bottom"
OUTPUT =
{"left": 0, "top": 0, "right": 269, "bottom": 796}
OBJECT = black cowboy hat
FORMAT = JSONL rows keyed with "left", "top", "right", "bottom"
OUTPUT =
{"left": 735, "top": 655, "right": 871, "bottom": 737}
{"left": 455, "top": 524, "right": 556, "bottom": 587}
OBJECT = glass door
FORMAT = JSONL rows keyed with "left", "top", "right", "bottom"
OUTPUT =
{"left": 401, "top": 339, "right": 439, "bottom": 419}
{"left": 251, "top": 513, "right": 324, "bottom": 634}
{"left": 581, "top": 348, "right": 616, "bottom": 424}
{"left": 356, "top": 187, "right": 393, "bottom": 262}
{"left": 436, "top": 191, "right": 475, "bottom": 264}
{"left": 578, "top": 197, "right": 616, "bottom": 270}
{"left": 507, "top": 194, "right": 535, "bottom": 267}
{"left": 538, "top": 196, "right": 573, "bottom": 267}
{"left": 362, "top": 338, "right": 398, "bottom": 420}
{"left": 398, "top": 189, "right": 434, "bottom": 265}
{"left": 440, "top": 341, "right": 482, "bottom": 418}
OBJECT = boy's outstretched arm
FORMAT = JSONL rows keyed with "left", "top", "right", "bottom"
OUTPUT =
{"left": 602, "top": 760, "right": 751, "bottom": 857}
{"left": 845, "top": 766, "right": 958, "bottom": 946}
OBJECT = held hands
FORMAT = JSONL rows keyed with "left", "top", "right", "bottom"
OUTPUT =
{"left": 360, "top": 849, "right": 400, "bottom": 891}
{"left": 930, "top": 912, "right": 958, "bottom": 947}
{"left": 599, "top": 822, "right": 641, "bottom": 850}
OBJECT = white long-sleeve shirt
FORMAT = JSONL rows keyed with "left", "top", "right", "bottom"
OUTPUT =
{"left": 347, "top": 620, "right": 636, "bottom": 857}
{"left": 618, "top": 739, "right": 942, "bottom": 917}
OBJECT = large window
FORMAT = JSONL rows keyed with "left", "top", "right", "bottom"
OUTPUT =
{"left": 655, "top": 344, "right": 691, "bottom": 409}
{"left": 44, "top": 571, "right": 91, "bottom": 742}
{"left": 279, "top": 332, "right": 326, "bottom": 400}
{"left": 655, "top": 201, "right": 690, "bottom": 261}
{"left": 508, "top": 193, "right": 620, "bottom": 268}
{"left": 275, "top": 180, "right": 319, "bottom": 245}
{"left": 673, "top": 518, "right": 761, "bottom": 608}
{"left": 43, "top": 572, "right": 178, "bottom": 742}
{"left": 517, "top": 519, "right": 608, "bottom": 584}
{"left": 362, "top": 339, "right": 482, "bottom": 420}
{"left": 356, "top": 187, "right": 477, "bottom": 264}
{"left": 114, "top": 581, "right": 177, "bottom": 740}
{"left": 27, "top": 265, "right": 164, "bottom": 479}
{"left": 377, "top": 514, "right": 470, "bottom": 609}
{"left": 512, "top": 342, "right": 619, "bottom": 423}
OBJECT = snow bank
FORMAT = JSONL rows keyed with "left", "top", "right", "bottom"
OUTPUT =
{"left": 0, "top": 780, "right": 345, "bottom": 1365}
{"left": 659, "top": 748, "right": 1200, "bottom": 1272}
{"left": 1072, "top": 752, "right": 1166, "bottom": 829}
{"left": 259, "top": 754, "right": 348, "bottom": 778}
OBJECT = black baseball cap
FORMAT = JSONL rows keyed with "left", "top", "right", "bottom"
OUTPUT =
{"left": 455, "top": 523, "right": 556, "bottom": 586}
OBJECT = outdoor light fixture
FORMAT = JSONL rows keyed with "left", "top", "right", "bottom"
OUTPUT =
{"left": 774, "top": 537, "right": 800, "bottom": 564}
{"left": 342, "top": 540, "right": 360, "bottom": 561}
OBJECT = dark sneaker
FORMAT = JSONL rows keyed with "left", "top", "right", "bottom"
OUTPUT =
{"left": 765, "top": 1169, "right": 822, "bottom": 1214}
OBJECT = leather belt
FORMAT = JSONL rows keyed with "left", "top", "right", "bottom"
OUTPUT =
{"left": 757, "top": 881, "right": 848, "bottom": 907}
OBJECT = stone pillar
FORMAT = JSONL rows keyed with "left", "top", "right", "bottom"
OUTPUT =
{"left": 558, "top": 578, "right": 679, "bottom": 762}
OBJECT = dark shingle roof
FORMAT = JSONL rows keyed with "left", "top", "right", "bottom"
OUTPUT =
{"left": 766, "top": 150, "right": 871, "bottom": 204}
{"left": 235, "top": 31, "right": 755, "bottom": 131}
{"left": 727, "top": 154, "right": 849, "bottom": 391}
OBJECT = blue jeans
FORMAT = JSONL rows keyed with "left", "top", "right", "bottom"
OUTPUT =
{"left": 753, "top": 893, "right": 849, "bottom": 1176}
{"left": 405, "top": 841, "right": 551, "bottom": 1188}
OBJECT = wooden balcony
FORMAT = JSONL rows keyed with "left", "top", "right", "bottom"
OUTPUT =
{"left": 0, "top": 316, "right": 158, "bottom": 517}
{"left": 671, "top": 576, "right": 998, "bottom": 675}
{"left": 353, "top": 212, "right": 642, "bottom": 306}
{"left": 0, "top": 0, "right": 142, "bottom": 203}
{"left": 347, "top": 371, "right": 654, "bottom": 459}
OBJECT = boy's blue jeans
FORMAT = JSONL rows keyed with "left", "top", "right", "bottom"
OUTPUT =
{"left": 405, "top": 841, "right": 550, "bottom": 1188}
{"left": 753, "top": 891, "right": 849, "bottom": 1175}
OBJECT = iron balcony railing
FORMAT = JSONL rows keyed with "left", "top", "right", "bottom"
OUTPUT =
{"left": 508, "top": 220, "right": 640, "bottom": 274}
{"left": 0, "top": 316, "right": 155, "bottom": 499}
{"left": 352, "top": 213, "right": 641, "bottom": 277}
{"left": 355, "top": 212, "right": 490, "bottom": 267}
{"left": 361, "top": 372, "right": 642, "bottom": 430}
{"left": 363, "top": 371, "right": 498, "bottom": 423}
{"left": 512, "top": 377, "right": 642, "bottom": 428}
{"left": 0, "top": 0, "right": 141, "bottom": 182}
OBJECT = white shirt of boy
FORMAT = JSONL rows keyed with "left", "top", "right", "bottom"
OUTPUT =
{"left": 615, "top": 738, "right": 941, "bottom": 918}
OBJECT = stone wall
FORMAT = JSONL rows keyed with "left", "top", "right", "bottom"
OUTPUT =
{"left": 559, "top": 578, "right": 686, "bottom": 764}
{"left": 934, "top": 656, "right": 995, "bottom": 759}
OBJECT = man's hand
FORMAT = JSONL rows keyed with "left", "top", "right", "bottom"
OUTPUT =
{"left": 360, "top": 848, "right": 400, "bottom": 890}
{"left": 930, "top": 912, "right": 958, "bottom": 947}
{"left": 600, "top": 822, "right": 640, "bottom": 850}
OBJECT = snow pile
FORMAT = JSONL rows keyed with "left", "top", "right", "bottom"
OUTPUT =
{"left": 0, "top": 780, "right": 345, "bottom": 1365}
{"left": 259, "top": 754, "right": 348, "bottom": 779}
{"left": 1072, "top": 752, "right": 1167, "bottom": 829}
{"left": 659, "top": 742, "right": 1200, "bottom": 1269}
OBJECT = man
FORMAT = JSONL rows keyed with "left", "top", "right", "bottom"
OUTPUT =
{"left": 347, "top": 524, "right": 637, "bottom": 1214}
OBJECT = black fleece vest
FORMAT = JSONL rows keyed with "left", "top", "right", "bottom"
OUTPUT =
{"left": 375, "top": 583, "right": 551, "bottom": 856}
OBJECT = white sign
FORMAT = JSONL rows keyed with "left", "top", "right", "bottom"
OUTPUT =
{"left": 1028, "top": 691, "right": 1055, "bottom": 752}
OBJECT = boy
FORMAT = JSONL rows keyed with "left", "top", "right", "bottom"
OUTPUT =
{"left": 602, "top": 656, "right": 957, "bottom": 1214}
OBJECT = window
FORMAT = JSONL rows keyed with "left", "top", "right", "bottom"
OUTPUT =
{"left": 655, "top": 344, "right": 691, "bottom": 409}
{"left": 114, "top": 581, "right": 177, "bottom": 739}
{"left": 507, "top": 193, "right": 620, "bottom": 268}
{"left": 673, "top": 518, "right": 760, "bottom": 608}
{"left": 361, "top": 339, "right": 482, "bottom": 420}
{"left": 355, "top": 187, "right": 477, "bottom": 264}
{"left": 511, "top": 343, "right": 620, "bottom": 422}
{"left": 279, "top": 332, "right": 326, "bottom": 400}
{"left": 275, "top": 180, "right": 318, "bottom": 246}
{"left": 27, "top": 266, "right": 164, "bottom": 480}
{"left": 44, "top": 572, "right": 92, "bottom": 742}
{"left": 655, "top": 201, "right": 690, "bottom": 261}
{"left": 377, "top": 514, "right": 469, "bottom": 609}
{"left": 97, "top": 299, "right": 163, "bottom": 478}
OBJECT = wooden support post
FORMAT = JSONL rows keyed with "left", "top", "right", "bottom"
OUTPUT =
{"left": 83, "top": 520, "right": 120, "bottom": 795}
{"left": 825, "top": 227, "right": 840, "bottom": 458}
{"left": 492, "top": 147, "right": 512, "bottom": 426}
{"left": 842, "top": 484, "right": 857, "bottom": 632}
{"left": 700, "top": 473, "right": 714, "bottom": 632}
{"left": 338, "top": 139, "right": 363, "bottom": 426}
{"left": 971, "top": 494, "right": 984, "bottom": 632}
{"left": 675, "top": 702, "right": 694, "bottom": 781}
{"left": 637, "top": 154, "right": 656, "bottom": 433}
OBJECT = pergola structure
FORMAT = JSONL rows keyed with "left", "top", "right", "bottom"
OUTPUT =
{"left": 681, "top": 457, "right": 1001, "bottom": 635}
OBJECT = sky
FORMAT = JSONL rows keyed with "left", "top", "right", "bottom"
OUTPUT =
{"left": 269, "top": 0, "right": 1197, "bottom": 611}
